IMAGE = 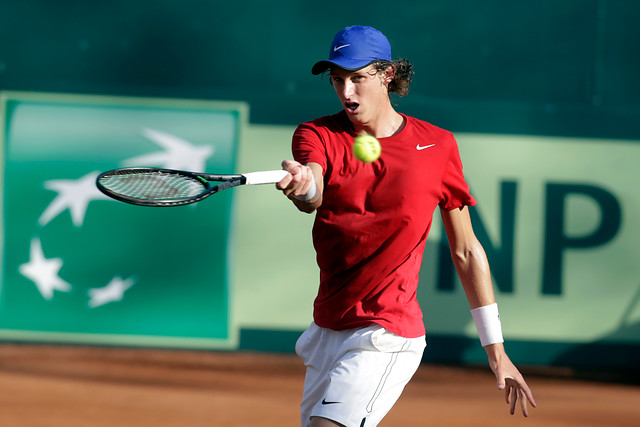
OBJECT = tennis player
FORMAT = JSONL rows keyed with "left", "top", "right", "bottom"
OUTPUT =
{"left": 277, "top": 25, "right": 536, "bottom": 427}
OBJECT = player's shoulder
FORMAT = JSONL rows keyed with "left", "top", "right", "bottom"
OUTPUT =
{"left": 403, "top": 114, "right": 458, "bottom": 150}
{"left": 404, "top": 114, "right": 454, "bottom": 139}
{"left": 298, "top": 111, "right": 352, "bottom": 134}
{"left": 293, "top": 111, "right": 351, "bottom": 153}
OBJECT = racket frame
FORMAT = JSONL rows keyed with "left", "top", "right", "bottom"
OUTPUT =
{"left": 96, "top": 167, "right": 251, "bottom": 207}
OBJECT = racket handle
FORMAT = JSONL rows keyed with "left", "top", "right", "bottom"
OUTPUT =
{"left": 242, "top": 170, "right": 289, "bottom": 185}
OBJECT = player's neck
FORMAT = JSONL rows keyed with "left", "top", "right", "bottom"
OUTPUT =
{"left": 354, "top": 110, "right": 405, "bottom": 139}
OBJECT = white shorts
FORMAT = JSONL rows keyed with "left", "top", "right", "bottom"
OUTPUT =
{"left": 295, "top": 322, "right": 426, "bottom": 427}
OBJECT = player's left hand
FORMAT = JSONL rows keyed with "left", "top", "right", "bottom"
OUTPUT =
{"left": 486, "top": 344, "right": 537, "bottom": 417}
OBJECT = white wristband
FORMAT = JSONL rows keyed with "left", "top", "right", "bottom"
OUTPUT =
{"left": 470, "top": 303, "right": 504, "bottom": 347}
{"left": 292, "top": 179, "right": 317, "bottom": 202}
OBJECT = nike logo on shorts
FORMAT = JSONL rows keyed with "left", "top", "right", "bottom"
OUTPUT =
{"left": 321, "top": 398, "right": 341, "bottom": 405}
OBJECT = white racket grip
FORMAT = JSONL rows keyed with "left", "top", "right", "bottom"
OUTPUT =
{"left": 242, "top": 170, "right": 289, "bottom": 185}
{"left": 470, "top": 303, "right": 504, "bottom": 347}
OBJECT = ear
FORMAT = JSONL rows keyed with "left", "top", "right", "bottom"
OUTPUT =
{"left": 384, "top": 64, "right": 396, "bottom": 83}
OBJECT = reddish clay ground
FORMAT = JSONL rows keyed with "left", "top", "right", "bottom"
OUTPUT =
{"left": 0, "top": 344, "right": 639, "bottom": 426}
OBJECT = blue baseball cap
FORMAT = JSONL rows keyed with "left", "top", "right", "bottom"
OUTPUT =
{"left": 311, "top": 25, "right": 392, "bottom": 75}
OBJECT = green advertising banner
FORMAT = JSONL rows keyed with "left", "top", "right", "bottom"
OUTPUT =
{"left": 0, "top": 91, "right": 246, "bottom": 348}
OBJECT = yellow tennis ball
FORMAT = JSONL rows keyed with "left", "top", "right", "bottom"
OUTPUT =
{"left": 353, "top": 134, "right": 381, "bottom": 163}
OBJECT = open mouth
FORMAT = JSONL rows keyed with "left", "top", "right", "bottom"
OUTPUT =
{"left": 344, "top": 102, "right": 359, "bottom": 113}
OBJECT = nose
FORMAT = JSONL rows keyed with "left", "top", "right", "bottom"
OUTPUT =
{"left": 342, "top": 80, "right": 355, "bottom": 99}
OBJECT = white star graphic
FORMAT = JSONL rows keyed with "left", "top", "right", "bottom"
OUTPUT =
{"left": 122, "top": 127, "right": 215, "bottom": 172}
{"left": 39, "top": 171, "right": 110, "bottom": 227}
{"left": 19, "top": 238, "right": 72, "bottom": 300}
{"left": 87, "top": 277, "right": 135, "bottom": 308}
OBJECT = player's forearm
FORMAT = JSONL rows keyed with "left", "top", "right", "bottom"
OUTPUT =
{"left": 453, "top": 245, "right": 506, "bottom": 348}
{"left": 451, "top": 239, "right": 496, "bottom": 309}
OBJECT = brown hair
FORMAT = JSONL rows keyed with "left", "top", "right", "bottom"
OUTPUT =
{"left": 372, "top": 58, "right": 414, "bottom": 97}
{"left": 324, "top": 58, "right": 414, "bottom": 97}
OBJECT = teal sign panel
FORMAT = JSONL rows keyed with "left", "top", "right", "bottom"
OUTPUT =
{"left": 0, "top": 91, "right": 247, "bottom": 348}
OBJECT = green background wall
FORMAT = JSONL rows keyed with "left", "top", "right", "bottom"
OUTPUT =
{"left": 1, "top": 1, "right": 639, "bottom": 374}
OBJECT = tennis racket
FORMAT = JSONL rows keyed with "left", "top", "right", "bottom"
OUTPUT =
{"left": 96, "top": 167, "right": 289, "bottom": 207}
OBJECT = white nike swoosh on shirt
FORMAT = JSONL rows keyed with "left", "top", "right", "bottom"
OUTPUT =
{"left": 416, "top": 144, "right": 436, "bottom": 150}
{"left": 333, "top": 44, "right": 351, "bottom": 51}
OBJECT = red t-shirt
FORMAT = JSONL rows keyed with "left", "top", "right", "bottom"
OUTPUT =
{"left": 292, "top": 111, "right": 476, "bottom": 338}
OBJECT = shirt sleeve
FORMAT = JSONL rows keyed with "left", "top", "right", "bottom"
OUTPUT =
{"left": 439, "top": 135, "right": 477, "bottom": 210}
{"left": 292, "top": 123, "right": 328, "bottom": 173}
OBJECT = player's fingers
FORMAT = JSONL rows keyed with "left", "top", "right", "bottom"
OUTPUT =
{"left": 505, "top": 377, "right": 534, "bottom": 417}
{"left": 519, "top": 381, "right": 536, "bottom": 417}
{"left": 291, "top": 166, "right": 314, "bottom": 197}
{"left": 521, "top": 381, "right": 537, "bottom": 408}
{"left": 279, "top": 160, "right": 305, "bottom": 194}
{"left": 281, "top": 159, "right": 300, "bottom": 170}
{"left": 301, "top": 166, "right": 314, "bottom": 194}
{"left": 282, "top": 167, "right": 315, "bottom": 200}
{"left": 510, "top": 374, "right": 537, "bottom": 410}
{"left": 519, "top": 388, "right": 529, "bottom": 417}
{"left": 509, "top": 386, "right": 518, "bottom": 415}
{"left": 498, "top": 374, "right": 510, "bottom": 401}
{"left": 281, "top": 160, "right": 303, "bottom": 177}
{"left": 275, "top": 169, "right": 293, "bottom": 191}
{"left": 288, "top": 166, "right": 304, "bottom": 194}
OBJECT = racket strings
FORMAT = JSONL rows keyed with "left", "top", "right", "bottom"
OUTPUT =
{"left": 99, "top": 171, "right": 207, "bottom": 201}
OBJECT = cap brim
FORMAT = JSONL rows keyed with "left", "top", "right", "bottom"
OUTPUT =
{"left": 311, "top": 59, "right": 377, "bottom": 75}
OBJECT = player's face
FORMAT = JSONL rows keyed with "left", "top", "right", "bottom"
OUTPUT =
{"left": 330, "top": 65, "right": 389, "bottom": 127}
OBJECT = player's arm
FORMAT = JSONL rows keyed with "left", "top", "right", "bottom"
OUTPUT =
{"left": 440, "top": 205, "right": 537, "bottom": 417}
{"left": 277, "top": 160, "right": 323, "bottom": 213}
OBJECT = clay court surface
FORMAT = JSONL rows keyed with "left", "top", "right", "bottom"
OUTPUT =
{"left": 1, "top": 344, "right": 639, "bottom": 426}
